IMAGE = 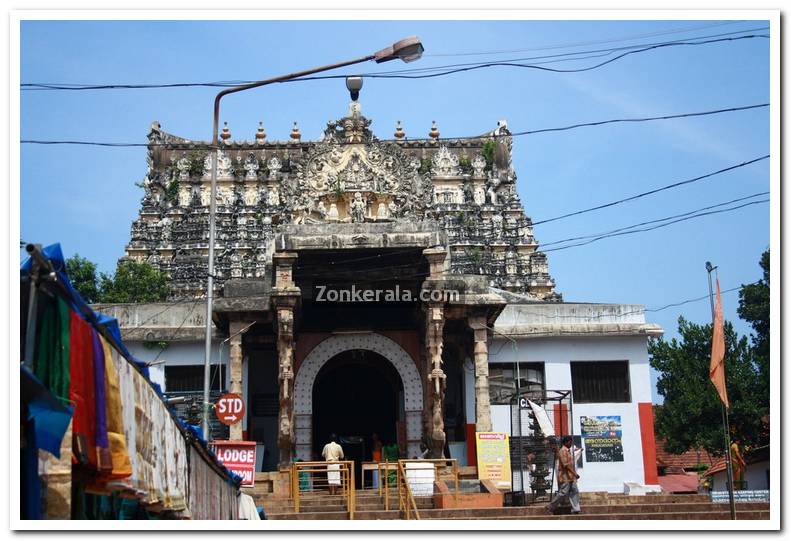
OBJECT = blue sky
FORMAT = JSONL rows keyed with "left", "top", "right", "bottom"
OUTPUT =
{"left": 19, "top": 19, "right": 771, "bottom": 402}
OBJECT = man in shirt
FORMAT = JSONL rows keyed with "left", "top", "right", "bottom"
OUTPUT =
{"left": 322, "top": 434, "right": 344, "bottom": 495}
{"left": 546, "top": 435, "right": 581, "bottom": 515}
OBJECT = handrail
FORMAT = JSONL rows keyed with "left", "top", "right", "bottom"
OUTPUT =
{"left": 290, "top": 461, "right": 356, "bottom": 519}
{"left": 396, "top": 460, "right": 421, "bottom": 520}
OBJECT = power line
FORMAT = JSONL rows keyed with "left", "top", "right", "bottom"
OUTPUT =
{"left": 540, "top": 191, "right": 769, "bottom": 248}
{"left": 646, "top": 285, "right": 745, "bottom": 313}
{"left": 533, "top": 155, "right": 769, "bottom": 226}
{"left": 375, "top": 26, "right": 769, "bottom": 75}
{"left": 423, "top": 21, "right": 747, "bottom": 57}
{"left": 20, "top": 102, "right": 770, "bottom": 148}
{"left": 542, "top": 198, "right": 768, "bottom": 253}
{"left": 20, "top": 33, "right": 768, "bottom": 92}
{"left": 290, "top": 35, "right": 770, "bottom": 81}
{"left": 506, "top": 104, "right": 769, "bottom": 139}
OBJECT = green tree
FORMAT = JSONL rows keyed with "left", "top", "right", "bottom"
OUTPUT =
{"left": 649, "top": 317, "right": 767, "bottom": 455}
{"left": 99, "top": 261, "right": 169, "bottom": 303}
{"left": 65, "top": 254, "right": 100, "bottom": 303}
{"left": 738, "top": 249, "right": 769, "bottom": 399}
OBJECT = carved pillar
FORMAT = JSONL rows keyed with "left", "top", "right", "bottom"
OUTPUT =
{"left": 228, "top": 320, "right": 251, "bottom": 441}
{"left": 422, "top": 247, "right": 448, "bottom": 458}
{"left": 272, "top": 251, "right": 300, "bottom": 469}
{"left": 468, "top": 314, "right": 493, "bottom": 433}
{"left": 425, "top": 302, "right": 446, "bottom": 458}
{"left": 276, "top": 306, "right": 295, "bottom": 468}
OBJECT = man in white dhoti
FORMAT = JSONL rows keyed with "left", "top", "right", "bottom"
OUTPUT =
{"left": 322, "top": 434, "right": 345, "bottom": 495}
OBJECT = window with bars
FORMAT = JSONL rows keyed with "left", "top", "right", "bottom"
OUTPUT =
{"left": 488, "top": 363, "right": 545, "bottom": 405}
{"left": 570, "top": 361, "right": 631, "bottom": 403}
{"left": 164, "top": 365, "right": 223, "bottom": 393}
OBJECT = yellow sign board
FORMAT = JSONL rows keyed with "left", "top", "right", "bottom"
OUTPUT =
{"left": 475, "top": 432, "right": 512, "bottom": 490}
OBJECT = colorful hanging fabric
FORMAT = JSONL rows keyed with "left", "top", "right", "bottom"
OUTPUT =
{"left": 69, "top": 311, "right": 96, "bottom": 467}
{"left": 34, "top": 295, "right": 70, "bottom": 401}
{"left": 98, "top": 337, "right": 132, "bottom": 480}
{"left": 90, "top": 330, "right": 112, "bottom": 472}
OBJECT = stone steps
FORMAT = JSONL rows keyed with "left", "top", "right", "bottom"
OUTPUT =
{"left": 265, "top": 501, "right": 769, "bottom": 521}
{"left": 423, "top": 511, "right": 770, "bottom": 521}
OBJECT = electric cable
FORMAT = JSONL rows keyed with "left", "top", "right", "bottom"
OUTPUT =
{"left": 423, "top": 21, "right": 749, "bottom": 57}
{"left": 20, "top": 102, "right": 769, "bottom": 147}
{"left": 542, "top": 198, "right": 768, "bottom": 253}
{"left": 532, "top": 155, "right": 769, "bottom": 226}
{"left": 20, "top": 32, "right": 768, "bottom": 91}
{"left": 539, "top": 191, "right": 769, "bottom": 248}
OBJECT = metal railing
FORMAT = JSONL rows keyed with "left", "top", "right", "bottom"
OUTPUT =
{"left": 377, "top": 458, "right": 460, "bottom": 519}
{"left": 396, "top": 460, "right": 421, "bottom": 520}
{"left": 290, "top": 461, "right": 356, "bottom": 519}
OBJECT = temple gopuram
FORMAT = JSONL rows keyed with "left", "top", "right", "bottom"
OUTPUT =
{"left": 99, "top": 97, "right": 663, "bottom": 496}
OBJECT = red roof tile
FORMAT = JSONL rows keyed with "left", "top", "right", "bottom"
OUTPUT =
{"left": 655, "top": 438, "right": 714, "bottom": 471}
{"left": 658, "top": 473, "right": 700, "bottom": 494}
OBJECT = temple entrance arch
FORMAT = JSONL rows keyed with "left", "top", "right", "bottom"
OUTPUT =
{"left": 294, "top": 333, "right": 423, "bottom": 461}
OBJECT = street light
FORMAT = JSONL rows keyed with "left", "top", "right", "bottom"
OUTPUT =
{"left": 201, "top": 37, "right": 425, "bottom": 439}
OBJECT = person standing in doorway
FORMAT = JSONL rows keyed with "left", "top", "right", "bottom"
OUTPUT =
{"left": 547, "top": 436, "right": 581, "bottom": 515}
{"left": 371, "top": 433, "right": 383, "bottom": 462}
{"left": 322, "top": 434, "right": 344, "bottom": 496}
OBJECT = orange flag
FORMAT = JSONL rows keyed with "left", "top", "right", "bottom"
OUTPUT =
{"left": 709, "top": 278, "right": 729, "bottom": 408}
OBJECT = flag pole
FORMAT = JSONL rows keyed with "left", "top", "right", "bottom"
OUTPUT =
{"left": 705, "top": 262, "right": 737, "bottom": 520}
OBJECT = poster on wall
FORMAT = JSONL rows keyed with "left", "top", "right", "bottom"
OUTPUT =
{"left": 475, "top": 432, "right": 512, "bottom": 490}
{"left": 580, "top": 416, "right": 624, "bottom": 463}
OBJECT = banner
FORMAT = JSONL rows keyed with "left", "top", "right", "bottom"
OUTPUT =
{"left": 211, "top": 440, "right": 257, "bottom": 487}
{"left": 580, "top": 416, "right": 624, "bottom": 463}
{"left": 475, "top": 432, "right": 512, "bottom": 490}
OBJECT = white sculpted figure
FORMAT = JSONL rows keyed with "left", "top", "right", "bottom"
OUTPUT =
{"left": 267, "top": 156, "right": 282, "bottom": 179}
{"left": 244, "top": 155, "right": 259, "bottom": 180}
{"left": 350, "top": 192, "right": 367, "bottom": 223}
{"left": 267, "top": 187, "right": 280, "bottom": 207}
{"left": 472, "top": 154, "right": 487, "bottom": 178}
{"left": 316, "top": 201, "right": 328, "bottom": 219}
{"left": 178, "top": 185, "right": 191, "bottom": 207}
{"left": 176, "top": 156, "right": 191, "bottom": 180}
{"left": 244, "top": 186, "right": 258, "bottom": 206}
{"left": 491, "top": 212, "right": 503, "bottom": 239}
{"left": 487, "top": 177, "right": 501, "bottom": 205}
{"left": 327, "top": 203, "right": 339, "bottom": 221}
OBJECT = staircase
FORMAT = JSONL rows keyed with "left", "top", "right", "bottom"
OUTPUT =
{"left": 246, "top": 488, "right": 770, "bottom": 521}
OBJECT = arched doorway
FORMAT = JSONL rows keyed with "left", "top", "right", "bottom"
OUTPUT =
{"left": 312, "top": 350, "right": 402, "bottom": 471}
{"left": 293, "top": 333, "right": 424, "bottom": 462}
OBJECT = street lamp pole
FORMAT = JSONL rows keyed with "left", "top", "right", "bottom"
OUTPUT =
{"left": 201, "top": 37, "right": 425, "bottom": 440}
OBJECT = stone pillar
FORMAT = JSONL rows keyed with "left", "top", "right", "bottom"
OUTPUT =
{"left": 422, "top": 247, "right": 448, "bottom": 458}
{"left": 468, "top": 314, "right": 493, "bottom": 433}
{"left": 228, "top": 320, "right": 251, "bottom": 441}
{"left": 276, "top": 306, "right": 295, "bottom": 469}
{"left": 425, "top": 302, "right": 446, "bottom": 459}
{"left": 272, "top": 251, "right": 300, "bottom": 469}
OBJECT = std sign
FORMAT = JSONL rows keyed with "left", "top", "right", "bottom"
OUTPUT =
{"left": 215, "top": 393, "right": 245, "bottom": 425}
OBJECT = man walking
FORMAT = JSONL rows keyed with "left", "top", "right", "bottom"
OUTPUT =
{"left": 322, "top": 434, "right": 344, "bottom": 495}
{"left": 547, "top": 435, "right": 581, "bottom": 515}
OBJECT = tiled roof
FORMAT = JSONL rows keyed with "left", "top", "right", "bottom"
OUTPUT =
{"left": 703, "top": 457, "right": 727, "bottom": 477}
{"left": 655, "top": 437, "right": 714, "bottom": 471}
{"left": 658, "top": 473, "right": 700, "bottom": 494}
{"left": 702, "top": 445, "right": 769, "bottom": 477}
